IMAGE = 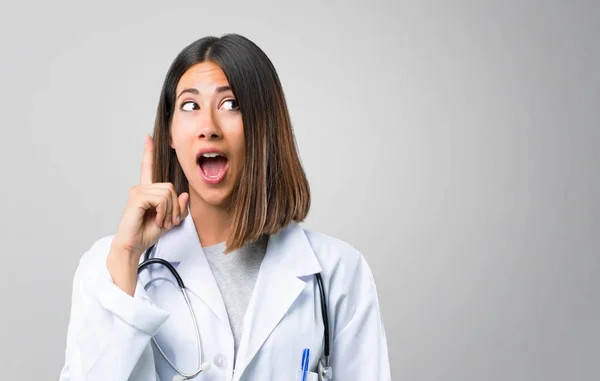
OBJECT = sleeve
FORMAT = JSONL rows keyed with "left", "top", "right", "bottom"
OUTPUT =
{"left": 58, "top": 240, "right": 170, "bottom": 381}
{"left": 328, "top": 254, "right": 392, "bottom": 381}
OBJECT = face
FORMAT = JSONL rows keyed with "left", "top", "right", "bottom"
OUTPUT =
{"left": 170, "top": 61, "right": 245, "bottom": 209}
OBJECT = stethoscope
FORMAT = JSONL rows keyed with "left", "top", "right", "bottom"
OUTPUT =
{"left": 138, "top": 244, "right": 333, "bottom": 381}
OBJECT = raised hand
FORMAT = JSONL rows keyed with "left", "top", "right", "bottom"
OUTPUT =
{"left": 107, "top": 134, "right": 189, "bottom": 295}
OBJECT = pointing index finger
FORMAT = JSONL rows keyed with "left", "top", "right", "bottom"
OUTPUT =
{"left": 140, "top": 134, "right": 154, "bottom": 185}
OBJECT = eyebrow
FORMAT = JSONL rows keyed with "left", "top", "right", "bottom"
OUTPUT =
{"left": 176, "top": 86, "right": 232, "bottom": 99}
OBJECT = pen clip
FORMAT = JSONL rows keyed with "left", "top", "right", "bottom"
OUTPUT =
{"left": 300, "top": 348, "right": 310, "bottom": 381}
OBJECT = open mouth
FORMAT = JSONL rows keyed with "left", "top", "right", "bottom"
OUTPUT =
{"left": 197, "top": 152, "right": 229, "bottom": 184}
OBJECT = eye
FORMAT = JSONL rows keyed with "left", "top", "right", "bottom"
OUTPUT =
{"left": 221, "top": 99, "right": 239, "bottom": 111}
{"left": 180, "top": 100, "right": 199, "bottom": 112}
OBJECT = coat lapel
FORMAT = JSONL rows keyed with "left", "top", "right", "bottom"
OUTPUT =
{"left": 151, "top": 212, "right": 229, "bottom": 325}
{"left": 147, "top": 216, "right": 322, "bottom": 380}
{"left": 233, "top": 222, "right": 322, "bottom": 381}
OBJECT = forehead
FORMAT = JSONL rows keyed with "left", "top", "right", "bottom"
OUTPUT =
{"left": 176, "top": 61, "right": 230, "bottom": 93}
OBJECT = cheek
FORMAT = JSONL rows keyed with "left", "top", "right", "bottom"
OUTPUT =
{"left": 235, "top": 130, "right": 246, "bottom": 157}
{"left": 231, "top": 122, "right": 245, "bottom": 155}
{"left": 220, "top": 117, "right": 245, "bottom": 161}
{"left": 170, "top": 118, "right": 195, "bottom": 148}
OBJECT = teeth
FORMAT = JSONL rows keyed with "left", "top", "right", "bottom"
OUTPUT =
{"left": 202, "top": 153, "right": 220, "bottom": 158}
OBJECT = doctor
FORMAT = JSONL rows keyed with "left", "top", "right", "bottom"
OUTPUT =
{"left": 59, "top": 34, "right": 391, "bottom": 381}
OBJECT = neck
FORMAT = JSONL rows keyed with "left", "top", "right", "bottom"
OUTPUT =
{"left": 189, "top": 195, "right": 233, "bottom": 247}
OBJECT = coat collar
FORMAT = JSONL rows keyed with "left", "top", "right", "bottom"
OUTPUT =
{"left": 150, "top": 212, "right": 322, "bottom": 376}
{"left": 154, "top": 212, "right": 322, "bottom": 279}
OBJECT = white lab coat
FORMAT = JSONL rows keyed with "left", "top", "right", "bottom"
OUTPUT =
{"left": 59, "top": 213, "right": 391, "bottom": 381}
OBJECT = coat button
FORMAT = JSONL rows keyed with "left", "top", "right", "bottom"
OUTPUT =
{"left": 214, "top": 353, "right": 228, "bottom": 368}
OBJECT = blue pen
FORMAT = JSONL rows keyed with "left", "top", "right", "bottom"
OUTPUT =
{"left": 300, "top": 348, "right": 310, "bottom": 381}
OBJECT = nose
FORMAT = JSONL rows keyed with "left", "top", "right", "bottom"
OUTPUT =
{"left": 197, "top": 109, "right": 222, "bottom": 140}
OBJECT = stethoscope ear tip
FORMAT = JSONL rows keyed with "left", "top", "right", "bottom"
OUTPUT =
{"left": 200, "top": 362, "right": 211, "bottom": 371}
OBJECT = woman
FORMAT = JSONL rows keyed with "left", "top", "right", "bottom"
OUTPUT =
{"left": 59, "top": 34, "right": 391, "bottom": 381}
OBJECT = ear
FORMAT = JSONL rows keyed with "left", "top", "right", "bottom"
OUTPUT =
{"left": 169, "top": 131, "right": 175, "bottom": 149}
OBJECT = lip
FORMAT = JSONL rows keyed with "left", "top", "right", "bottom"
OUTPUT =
{"left": 196, "top": 147, "right": 229, "bottom": 185}
{"left": 195, "top": 147, "right": 228, "bottom": 161}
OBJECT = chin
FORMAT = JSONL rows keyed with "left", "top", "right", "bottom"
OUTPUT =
{"left": 192, "top": 186, "right": 233, "bottom": 208}
{"left": 202, "top": 195, "right": 231, "bottom": 207}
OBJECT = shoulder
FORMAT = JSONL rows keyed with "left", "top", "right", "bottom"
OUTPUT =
{"left": 299, "top": 226, "right": 382, "bottom": 333}
{"left": 79, "top": 235, "right": 115, "bottom": 265}
{"left": 300, "top": 227, "right": 376, "bottom": 293}
{"left": 72, "top": 235, "right": 116, "bottom": 285}
{"left": 303, "top": 228, "right": 363, "bottom": 272}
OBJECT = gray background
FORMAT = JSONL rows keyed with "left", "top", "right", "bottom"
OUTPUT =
{"left": 0, "top": 0, "right": 598, "bottom": 380}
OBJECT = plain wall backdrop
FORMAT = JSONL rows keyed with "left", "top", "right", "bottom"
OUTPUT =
{"left": 1, "top": 0, "right": 598, "bottom": 380}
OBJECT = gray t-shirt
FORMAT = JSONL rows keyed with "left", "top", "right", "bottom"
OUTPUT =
{"left": 202, "top": 236, "right": 268, "bottom": 365}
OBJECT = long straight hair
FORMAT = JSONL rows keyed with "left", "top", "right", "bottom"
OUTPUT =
{"left": 152, "top": 34, "right": 310, "bottom": 252}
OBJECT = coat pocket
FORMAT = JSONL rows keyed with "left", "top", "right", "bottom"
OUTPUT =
{"left": 295, "top": 370, "right": 319, "bottom": 381}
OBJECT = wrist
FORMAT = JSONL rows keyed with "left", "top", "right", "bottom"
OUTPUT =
{"left": 107, "top": 243, "right": 141, "bottom": 296}
{"left": 110, "top": 237, "right": 144, "bottom": 262}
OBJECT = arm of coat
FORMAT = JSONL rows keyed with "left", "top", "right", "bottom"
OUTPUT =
{"left": 58, "top": 237, "right": 170, "bottom": 381}
{"left": 328, "top": 252, "right": 392, "bottom": 381}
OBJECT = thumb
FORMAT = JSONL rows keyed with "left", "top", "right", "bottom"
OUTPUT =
{"left": 178, "top": 192, "right": 190, "bottom": 219}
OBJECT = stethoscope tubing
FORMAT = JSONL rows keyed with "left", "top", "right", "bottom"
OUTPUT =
{"left": 138, "top": 246, "right": 206, "bottom": 379}
{"left": 137, "top": 244, "right": 332, "bottom": 379}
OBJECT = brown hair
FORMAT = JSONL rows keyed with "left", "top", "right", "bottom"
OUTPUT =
{"left": 152, "top": 34, "right": 310, "bottom": 252}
